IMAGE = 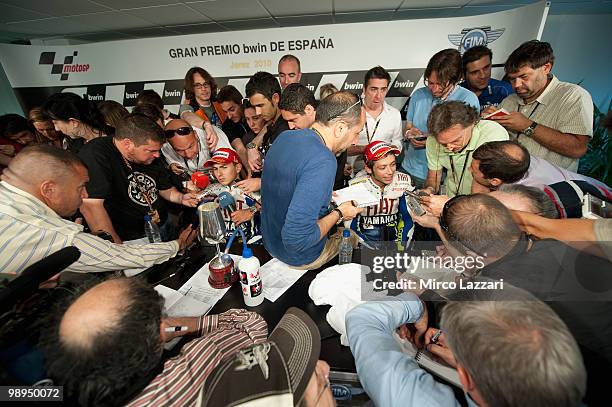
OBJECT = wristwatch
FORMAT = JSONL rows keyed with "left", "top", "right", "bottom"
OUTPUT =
{"left": 522, "top": 121, "right": 538, "bottom": 137}
{"left": 246, "top": 142, "right": 257, "bottom": 149}
{"left": 333, "top": 208, "right": 344, "bottom": 225}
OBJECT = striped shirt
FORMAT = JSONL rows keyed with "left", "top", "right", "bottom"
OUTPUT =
{"left": 0, "top": 181, "right": 179, "bottom": 275}
{"left": 500, "top": 75, "right": 593, "bottom": 171}
{"left": 127, "top": 309, "right": 268, "bottom": 407}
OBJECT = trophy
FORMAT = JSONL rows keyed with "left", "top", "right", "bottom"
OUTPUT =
{"left": 197, "top": 201, "right": 237, "bottom": 288}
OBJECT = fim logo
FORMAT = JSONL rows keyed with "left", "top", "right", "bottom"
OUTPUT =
{"left": 448, "top": 26, "right": 505, "bottom": 53}
{"left": 39, "top": 51, "right": 90, "bottom": 81}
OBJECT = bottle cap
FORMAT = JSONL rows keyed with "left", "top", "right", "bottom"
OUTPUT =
{"left": 242, "top": 247, "right": 253, "bottom": 259}
{"left": 342, "top": 229, "right": 350, "bottom": 238}
{"left": 144, "top": 215, "right": 151, "bottom": 221}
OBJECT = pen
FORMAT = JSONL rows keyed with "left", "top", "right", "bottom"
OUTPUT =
{"left": 182, "top": 286, "right": 192, "bottom": 296}
{"left": 152, "top": 273, "right": 176, "bottom": 286}
{"left": 164, "top": 326, "right": 189, "bottom": 333}
{"left": 431, "top": 329, "right": 443, "bottom": 344}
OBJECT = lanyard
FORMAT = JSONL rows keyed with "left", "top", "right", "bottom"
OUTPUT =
{"left": 183, "top": 152, "right": 200, "bottom": 172}
{"left": 524, "top": 101, "right": 541, "bottom": 120}
{"left": 449, "top": 151, "right": 472, "bottom": 197}
{"left": 182, "top": 136, "right": 203, "bottom": 172}
{"left": 518, "top": 101, "right": 541, "bottom": 137}
{"left": 365, "top": 118, "right": 381, "bottom": 143}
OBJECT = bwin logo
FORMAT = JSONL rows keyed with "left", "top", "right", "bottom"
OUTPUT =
{"left": 448, "top": 26, "right": 505, "bottom": 53}
{"left": 39, "top": 51, "right": 90, "bottom": 81}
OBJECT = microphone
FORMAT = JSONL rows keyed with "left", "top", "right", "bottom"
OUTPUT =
{"left": 218, "top": 191, "right": 236, "bottom": 212}
{"left": 191, "top": 172, "right": 210, "bottom": 190}
{"left": 218, "top": 191, "right": 247, "bottom": 232}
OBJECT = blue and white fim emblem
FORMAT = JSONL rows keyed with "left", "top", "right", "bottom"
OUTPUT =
{"left": 448, "top": 26, "right": 505, "bottom": 53}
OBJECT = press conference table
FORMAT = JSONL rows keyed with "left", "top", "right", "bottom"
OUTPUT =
{"left": 142, "top": 243, "right": 357, "bottom": 372}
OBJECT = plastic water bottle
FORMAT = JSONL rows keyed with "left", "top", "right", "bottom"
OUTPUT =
{"left": 144, "top": 215, "right": 162, "bottom": 243}
{"left": 338, "top": 229, "right": 353, "bottom": 264}
{"left": 238, "top": 247, "right": 264, "bottom": 307}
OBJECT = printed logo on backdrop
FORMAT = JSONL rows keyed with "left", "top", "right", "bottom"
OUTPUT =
{"left": 448, "top": 26, "right": 505, "bottom": 53}
{"left": 388, "top": 69, "right": 423, "bottom": 97}
{"left": 39, "top": 51, "right": 91, "bottom": 81}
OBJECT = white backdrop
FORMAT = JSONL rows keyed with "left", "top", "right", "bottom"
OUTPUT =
{"left": 0, "top": 1, "right": 548, "bottom": 114}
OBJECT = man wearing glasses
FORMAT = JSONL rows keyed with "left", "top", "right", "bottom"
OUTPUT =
{"left": 179, "top": 67, "right": 224, "bottom": 150}
{"left": 418, "top": 101, "right": 507, "bottom": 216}
{"left": 400, "top": 49, "right": 479, "bottom": 189}
{"left": 162, "top": 119, "right": 232, "bottom": 179}
{"left": 260, "top": 92, "right": 365, "bottom": 269}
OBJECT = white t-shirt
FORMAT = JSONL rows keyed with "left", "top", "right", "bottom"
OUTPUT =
{"left": 352, "top": 101, "right": 403, "bottom": 172}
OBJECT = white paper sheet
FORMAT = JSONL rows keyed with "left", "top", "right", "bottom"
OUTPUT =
{"left": 154, "top": 254, "right": 240, "bottom": 317}
{"left": 332, "top": 183, "right": 379, "bottom": 208}
{"left": 259, "top": 258, "right": 307, "bottom": 302}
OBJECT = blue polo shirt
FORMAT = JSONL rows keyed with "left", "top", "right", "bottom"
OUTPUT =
{"left": 261, "top": 128, "right": 337, "bottom": 266}
{"left": 459, "top": 78, "right": 514, "bottom": 111}
{"left": 400, "top": 86, "right": 479, "bottom": 181}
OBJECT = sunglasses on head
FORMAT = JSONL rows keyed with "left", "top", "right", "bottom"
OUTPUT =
{"left": 164, "top": 126, "right": 192, "bottom": 138}
{"left": 326, "top": 95, "right": 363, "bottom": 122}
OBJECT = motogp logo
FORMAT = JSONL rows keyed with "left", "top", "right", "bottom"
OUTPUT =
{"left": 39, "top": 51, "right": 90, "bottom": 81}
{"left": 448, "top": 26, "right": 505, "bottom": 53}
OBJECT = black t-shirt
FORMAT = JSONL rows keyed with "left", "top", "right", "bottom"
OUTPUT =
{"left": 79, "top": 137, "right": 173, "bottom": 241}
{"left": 260, "top": 116, "right": 289, "bottom": 158}
{"left": 222, "top": 119, "right": 248, "bottom": 144}
{"left": 65, "top": 137, "right": 86, "bottom": 155}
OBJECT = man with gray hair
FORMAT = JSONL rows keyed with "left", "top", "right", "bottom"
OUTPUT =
{"left": 347, "top": 288, "right": 586, "bottom": 407}
{"left": 0, "top": 145, "right": 195, "bottom": 275}
{"left": 490, "top": 184, "right": 559, "bottom": 219}
{"left": 261, "top": 91, "right": 365, "bottom": 268}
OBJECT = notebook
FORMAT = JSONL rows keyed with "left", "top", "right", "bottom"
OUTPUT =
{"left": 393, "top": 332, "right": 462, "bottom": 387}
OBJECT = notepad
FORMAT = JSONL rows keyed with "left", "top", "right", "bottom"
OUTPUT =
{"left": 394, "top": 332, "right": 461, "bottom": 387}
{"left": 482, "top": 108, "right": 510, "bottom": 119}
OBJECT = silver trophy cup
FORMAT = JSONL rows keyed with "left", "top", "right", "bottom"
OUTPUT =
{"left": 197, "top": 201, "right": 227, "bottom": 245}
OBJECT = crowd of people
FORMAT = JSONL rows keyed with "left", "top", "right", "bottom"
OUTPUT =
{"left": 1, "top": 39, "right": 611, "bottom": 407}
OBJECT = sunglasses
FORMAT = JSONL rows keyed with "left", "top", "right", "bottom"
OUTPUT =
{"left": 164, "top": 126, "right": 192, "bottom": 138}
{"left": 326, "top": 95, "right": 363, "bottom": 122}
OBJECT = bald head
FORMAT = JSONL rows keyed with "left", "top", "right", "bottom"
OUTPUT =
{"left": 2, "top": 145, "right": 88, "bottom": 217}
{"left": 59, "top": 279, "right": 129, "bottom": 350}
{"left": 315, "top": 91, "right": 362, "bottom": 127}
{"left": 492, "top": 184, "right": 559, "bottom": 218}
{"left": 164, "top": 119, "right": 198, "bottom": 159}
{"left": 45, "top": 277, "right": 165, "bottom": 405}
{"left": 165, "top": 118, "right": 190, "bottom": 131}
{"left": 2, "top": 144, "right": 85, "bottom": 188}
{"left": 443, "top": 193, "right": 521, "bottom": 257}
{"left": 472, "top": 140, "right": 530, "bottom": 184}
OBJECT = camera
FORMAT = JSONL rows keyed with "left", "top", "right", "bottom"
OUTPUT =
{"left": 582, "top": 194, "right": 611, "bottom": 219}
